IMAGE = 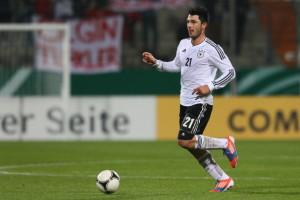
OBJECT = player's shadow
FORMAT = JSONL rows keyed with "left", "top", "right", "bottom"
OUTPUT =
{"left": 234, "top": 185, "right": 300, "bottom": 196}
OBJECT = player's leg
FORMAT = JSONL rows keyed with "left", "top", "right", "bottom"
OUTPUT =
{"left": 177, "top": 103, "right": 235, "bottom": 192}
{"left": 177, "top": 104, "right": 238, "bottom": 168}
{"left": 188, "top": 148, "right": 230, "bottom": 180}
{"left": 177, "top": 103, "right": 217, "bottom": 149}
{"left": 177, "top": 103, "right": 211, "bottom": 140}
{"left": 177, "top": 103, "right": 227, "bottom": 149}
{"left": 187, "top": 148, "right": 234, "bottom": 192}
{"left": 195, "top": 135, "right": 238, "bottom": 168}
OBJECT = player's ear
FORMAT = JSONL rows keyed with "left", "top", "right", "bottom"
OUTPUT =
{"left": 201, "top": 22, "right": 208, "bottom": 32}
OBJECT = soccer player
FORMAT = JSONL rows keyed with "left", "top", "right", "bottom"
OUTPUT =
{"left": 142, "top": 7, "right": 238, "bottom": 192}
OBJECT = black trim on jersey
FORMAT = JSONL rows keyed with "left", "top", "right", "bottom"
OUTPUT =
{"left": 205, "top": 39, "right": 226, "bottom": 60}
{"left": 212, "top": 69, "right": 234, "bottom": 86}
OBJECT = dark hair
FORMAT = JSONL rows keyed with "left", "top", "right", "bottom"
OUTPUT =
{"left": 188, "top": 7, "right": 209, "bottom": 23}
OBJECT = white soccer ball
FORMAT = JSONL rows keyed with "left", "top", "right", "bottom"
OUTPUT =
{"left": 96, "top": 170, "right": 120, "bottom": 194}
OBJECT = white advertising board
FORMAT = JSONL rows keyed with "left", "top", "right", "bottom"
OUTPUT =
{"left": 0, "top": 96, "right": 156, "bottom": 141}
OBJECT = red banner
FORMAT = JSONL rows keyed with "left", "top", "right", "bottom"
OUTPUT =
{"left": 35, "top": 16, "right": 123, "bottom": 73}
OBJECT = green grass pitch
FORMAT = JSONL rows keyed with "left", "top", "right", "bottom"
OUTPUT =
{"left": 1, "top": 140, "right": 300, "bottom": 200}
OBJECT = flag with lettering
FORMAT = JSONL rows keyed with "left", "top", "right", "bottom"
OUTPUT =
{"left": 35, "top": 16, "right": 123, "bottom": 73}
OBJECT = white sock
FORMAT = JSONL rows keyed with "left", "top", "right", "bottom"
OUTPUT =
{"left": 195, "top": 135, "right": 227, "bottom": 149}
{"left": 197, "top": 150, "right": 229, "bottom": 181}
{"left": 205, "top": 163, "right": 229, "bottom": 181}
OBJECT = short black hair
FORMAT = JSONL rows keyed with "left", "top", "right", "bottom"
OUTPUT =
{"left": 188, "top": 7, "right": 209, "bottom": 23}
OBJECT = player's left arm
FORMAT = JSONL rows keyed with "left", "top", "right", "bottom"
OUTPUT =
{"left": 207, "top": 49, "right": 236, "bottom": 92}
{"left": 193, "top": 48, "right": 235, "bottom": 96}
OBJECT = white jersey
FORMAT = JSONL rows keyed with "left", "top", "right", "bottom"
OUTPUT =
{"left": 156, "top": 37, "right": 235, "bottom": 106}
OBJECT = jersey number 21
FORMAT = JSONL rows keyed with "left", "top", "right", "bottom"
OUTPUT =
{"left": 185, "top": 57, "right": 192, "bottom": 67}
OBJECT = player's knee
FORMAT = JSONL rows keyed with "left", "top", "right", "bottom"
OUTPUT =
{"left": 177, "top": 139, "right": 195, "bottom": 149}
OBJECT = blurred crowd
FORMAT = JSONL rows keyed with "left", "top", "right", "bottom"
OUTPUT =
{"left": 0, "top": 0, "right": 115, "bottom": 22}
{"left": 0, "top": 0, "right": 298, "bottom": 68}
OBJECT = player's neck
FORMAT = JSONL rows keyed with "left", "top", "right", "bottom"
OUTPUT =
{"left": 191, "top": 34, "right": 206, "bottom": 46}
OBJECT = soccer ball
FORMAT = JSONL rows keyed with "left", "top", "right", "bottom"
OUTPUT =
{"left": 96, "top": 170, "right": 120, "bottom": 194}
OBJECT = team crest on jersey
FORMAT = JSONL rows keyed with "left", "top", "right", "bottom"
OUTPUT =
{"left": 197, "top": 50, "right": 205, "bottom": 58}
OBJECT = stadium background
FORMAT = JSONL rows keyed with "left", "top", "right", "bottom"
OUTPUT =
{"left": 1, "top": 0, "right": 300, "bottom": 141}
{"left": 1, "top": 0, "right": 300, "bottom": 199}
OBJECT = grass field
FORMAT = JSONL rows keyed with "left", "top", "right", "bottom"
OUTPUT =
{"left": 1, "top": 140, "right": 300, "bottom": 200}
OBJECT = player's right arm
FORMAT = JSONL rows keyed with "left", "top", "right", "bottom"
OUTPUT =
{"left": 142, "top": 41, "right": 182, "bottom": 72}
{"left": 142, "top": 52, "right": 157, "bottom": 65}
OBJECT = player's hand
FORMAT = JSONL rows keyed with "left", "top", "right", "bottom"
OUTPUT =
{"left": 142, "top": 52, "right": 156, "bottom": 65}
{"left": 192, "top": 85, "right": 211, "bottom": 96}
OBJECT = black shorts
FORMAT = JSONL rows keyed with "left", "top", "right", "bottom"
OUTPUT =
{"left": 177, "top": 103, "right": 213, "bottom": 140}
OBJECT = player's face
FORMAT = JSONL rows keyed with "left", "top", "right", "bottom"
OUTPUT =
{"left": 186, "top": 14, "right": 206, "bottom": 39}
